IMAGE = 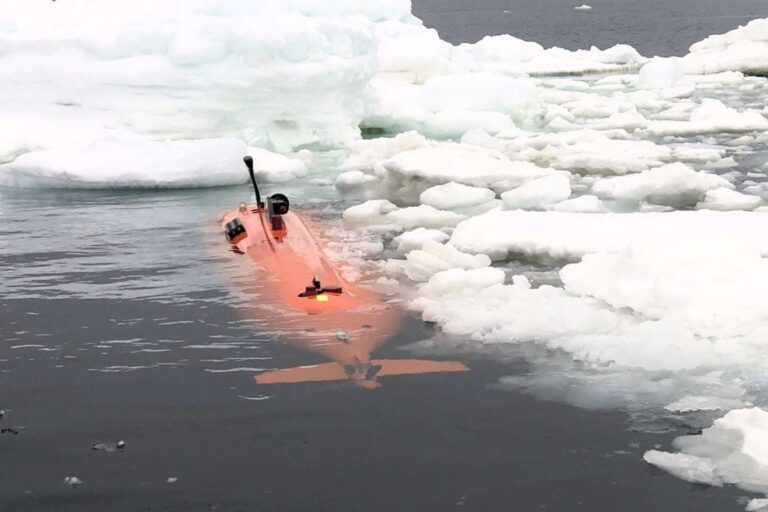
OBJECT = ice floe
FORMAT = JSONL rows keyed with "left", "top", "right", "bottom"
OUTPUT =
{"left": 591, "top": 163, "right": 732, "bottom": 209}
{"left": 645, "top": 408, "right": 768, "bottom": 492}
{"left": 0, "top": 138, "right": 249, "bottom": 188}
{"left": 684, "top": 18, "right": 768, "bottom": 76}
{"left": 450, "top": 210, "right": 768, "bottom": 261}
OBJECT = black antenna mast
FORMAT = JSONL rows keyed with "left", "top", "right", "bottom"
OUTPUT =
{"left": 243, "top": 156, "right": 263, "bottom": 207}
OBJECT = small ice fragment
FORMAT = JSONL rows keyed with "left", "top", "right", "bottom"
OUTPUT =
{"left": 334, "top": 170, "right": 378, "bottom": 189}
{"left": 335, "top": 332, "right": 350, "bottom": 342}
{"left": 167, "top": 477, "right": 179, "bottom": 484}
{"left": 574, "top": 4, "right": 592, "bottom": 10}
{"left": 664, "top": 396, "right": 743, "bottom": 413}
{"left": 0, "top": 410, "right": 5, "bottom": 420}
{"left": 91, "top": 440, "right": 126, "bottom": 452}
{"left": 512, "top": 275, "right": 531, "bottom": 289}
{"left": 747, "top": 498, "right": 768, "bottom": 511}
{"left": 64, "top": 476, "right": 83, "bottom": 486}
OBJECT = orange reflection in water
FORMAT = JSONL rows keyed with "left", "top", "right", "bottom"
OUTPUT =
{"left": 220, "top": 205, "right": 469, "bottom": 389}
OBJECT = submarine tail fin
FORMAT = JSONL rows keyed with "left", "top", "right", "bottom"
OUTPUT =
{"left": 254, "top": 359, "right": 469, "bottom": 385}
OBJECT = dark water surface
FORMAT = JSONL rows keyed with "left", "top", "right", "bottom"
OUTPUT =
{"left": 413, "top": 0, "right": 768, "bottom": 55}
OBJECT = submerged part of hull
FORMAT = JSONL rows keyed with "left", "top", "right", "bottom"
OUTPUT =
{"left": 220, "top": 203, "right": 467, "bottom": 388}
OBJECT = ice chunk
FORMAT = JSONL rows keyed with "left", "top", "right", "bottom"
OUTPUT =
{"left": 638, "top": 58, "right": 685, "bottom": 89}
{"left": 574, "top": 4, "right": 593, "bottom": 10}
{"left": 450, "top": 210, "right": 768, "bottom": 262}
{"left": 334, "top": 170, "right": 379, "bottom": 189}
{"left": 0, "top": 0, "right": 397, "bottom": 152}
{"left": 402, "top": 241, "right": 491, "bottom": 281}
{"left": 551, "top": 195, "right": 606, "bottom": 213}
{"left": 560, "top": 239, "right": 768, "bottom": 339}
{"left": 519, "top": 130, "right": 670, "bottom": 176}
{"left": 501, "top": 174, "right": 572, "bottom": 210}
{"left": 591, "top": 163, "right": 732, "bottom": 209}
{"left": 393, "top": 228, "right": 450, "bottom": 254}
{"left": 342, "top": 199, "right": 399, "bottom": 228}
{"left": 643, "top": 451, "right": 721, "bottom": 487}
{"left": 411, "top": 235, "right": 768, "bottom": 371}
{"left": 684, "top": 18, "right": 768, "bottom": 75}
{"left": 366, "top": 72, "right": 538, "bottom": 138}
{"left": 646, "top": 99, "right": 768, "bottom": 136}
{"left": 342, "top": 131, "right": 430, "bottom": 173}
{"left": 384, "top": 144, "right": 557, "bottom": 192}
{"left": 0, "top": 138, "right": 248, "bottom": 189}
{"left": 419, "top": 182, "right": 496, "bottom": 211}
{"left": 454, "top": 36, "right": 644, "bottom": 76}
{"left": 376, "top": 21, "right": 452, "bottom": 76}
{"left": 387, "top": 205, "right": 466, "bottom": 229}
{"left": 747, "top": 499, "right": 768, "bottom": 511}
{"left": 664, "top": 396, "right": 745, "bottom": 413}
{"left": 645, "top": 408, "right": 768, "bottom": 493}
{"left": 246, "top": 148, "right": 307, "bottom": 183}
{"left": 419, "top": 267, "right": 506, "bottom": 297}
{"left": 697, "top": 188, "right": 762, "bottom": 211}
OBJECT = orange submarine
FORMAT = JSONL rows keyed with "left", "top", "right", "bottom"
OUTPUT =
{"left": 220, "top": 156, "right": 468, "bottom": 389}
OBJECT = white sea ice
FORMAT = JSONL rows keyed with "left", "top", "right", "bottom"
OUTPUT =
{"left": 637, "top": 58, "right": 686, "bottom": 90}
{"left": 646, "top": 99, "right": 768, "bottom": 136}
{"left": 645, "top": 408, "right": 768, "bottom": 493}
{"left": 392, "top": 228, "right": 450, "bottom": 254}
{"left": 419, "top": 182, "right": 496, "bottom": 211}
{"left": 342, "top": 199, "right": 399, "bottom": 228}
{"left": 0, "top": 138, "right": 249, "bottom": 188}
{"left": 514, "top": 131, "right": 672, "bottom": 175}
{"left": 401, "top": 241, "right": 491, "bottom": 281}
{"left": 412, "top": 232, "right": 768, "bottom": 373}
{"left": 574, "top": 5, "right": 593, "bottom": 10}
{"left": 0, "top": 0, "right": 394, "bottom": 153}
{"left": 591, "top": 163, "right": 732, "bottom": 209}
{"left": 697, "top": 188, "right": 763, "bottom": 211}
{"left": 450, "top": 210, "right": 768, "bottom": 262}
{"left": 246, "top": 148, "right": 307, "bottom": 183}
{"left": 418, "top": 267, "right": 506, "bottom": 297}
{"left": 386, "top": 205, "right": 467, "bottom": 229}
{"left": 664, "top": 396, "right": 746, "bottom": 413}
{"left": 747, "top": 499, "right": 768, "bottom": 511}
{"left": 334, "top": 170, "right": 379, "bottom": 189}
{"left": 560, "top": 238, "right": 768, "bottom": 340}
{"left": 551, "top": 195, "right": 607, "bottom": 213}
{"left": 453, "top": 35, "right": 644, "bottom": 76}
{"left": 383, "top": 144, "right": 558, "bottom": 192}
{"left": 684, "top": 18, "right": 768, "bottom": 75}
{"left": 365, "top": 72, "right": 538, "bottom": 138}
{"left": 342, "top": 131, "right": 430, "bottom": 173}
{"left": 501, "top": 174, "right": 572, "bottom": 210}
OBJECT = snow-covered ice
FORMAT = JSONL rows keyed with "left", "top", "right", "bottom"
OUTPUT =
{"left": 684, "top": 18, "right": 768, "bottom": 76}
{"left": 450, "top": 210, "right": 768, "bottom": 261}
{"left": 591, "top": 163, "right": 733, "bottom": 209}
{"left": 0, "top": 138, "right": 249, "bottom": 188}
{"left": 645, "top": 408, "right": 768, "bottom": 493}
